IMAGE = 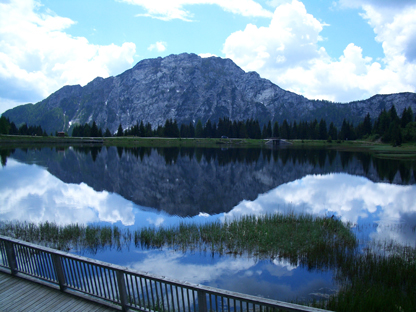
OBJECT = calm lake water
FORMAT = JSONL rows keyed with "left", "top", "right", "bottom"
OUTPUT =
{"left": 1, "top": 146, "right": 416, "bottom": 302}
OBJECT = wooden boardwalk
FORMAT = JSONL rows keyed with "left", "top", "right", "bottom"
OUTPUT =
{"left": 0, "top": 271, "right": 119, "bottom": 312}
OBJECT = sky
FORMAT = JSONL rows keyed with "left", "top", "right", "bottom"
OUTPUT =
{"left": 1, "top": 0, "right": 416, "bottom": 114}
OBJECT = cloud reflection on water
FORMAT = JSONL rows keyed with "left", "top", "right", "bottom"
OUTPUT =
{"left": 224, "top": 173, "right": 416, "bottom": 246}
{"left": 2, "top": 160, "right": 415, "bottom": 247}
{"left": 123, "top": 249, "right": 329, "bottom": 301}
{"left": 0, "top": 159, "right": 135, "bottom": 226}
{"left": 2, "top": 158, "right": 415, "bottom": 301}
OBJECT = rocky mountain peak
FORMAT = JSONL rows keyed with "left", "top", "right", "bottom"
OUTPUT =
{"left": 3, "top": 53, "right": 416, "bottom": 134}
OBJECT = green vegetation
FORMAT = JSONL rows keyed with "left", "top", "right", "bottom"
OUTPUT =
{"left": 2, "top": 102, "right": 416, "bottom": 159}
{"left": 135, "top": 214, "right": 356, "bottom": 269}
{"left": 0, "top": 116, "right": 48, "bottom": 136}
{"left": 98, "top": 106, "right": 415, "bottom": 148}
{"left": 315, "top": 243, "right": 416, "bottom": 312}
{"left": 102, "top": 137, "right": 265, "bottom": 148}
{"left": 292, "top": 139, "right": 416, "bottom": 160}
{"left": 0, "top": 221, "right": 131, "bottom": 253}
{"left": 1, "top": 214, "right": 416, "bottom": 311}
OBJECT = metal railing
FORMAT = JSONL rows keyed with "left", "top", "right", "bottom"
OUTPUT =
{"left": 0, "top": 235, "right": 330, "bottom": 312}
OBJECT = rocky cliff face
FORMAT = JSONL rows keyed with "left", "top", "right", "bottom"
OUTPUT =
{"left": 3, "top": 53, "right": 416, "bottom": 134}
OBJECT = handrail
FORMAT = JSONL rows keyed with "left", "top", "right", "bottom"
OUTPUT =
{"left": 0, "top": 235, "right": 331, "bottom": 312}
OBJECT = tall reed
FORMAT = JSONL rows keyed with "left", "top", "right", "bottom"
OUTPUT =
{"left": 315, "top": 244, "right": 416, "bottom": 312}
{"left": 0, "top": 221, "right": 131, "bottom": 253}
{"left": 134, "top": 213, "right": 357, "bottom": 269}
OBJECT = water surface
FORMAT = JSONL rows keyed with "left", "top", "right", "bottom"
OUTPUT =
{"left": 1, "top": 146, "right": 415, "bottom": 302}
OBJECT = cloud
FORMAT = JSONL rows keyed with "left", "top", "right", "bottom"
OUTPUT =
{"left": 146, "top": 216, "right": 165, "bottom": 226}
{"left": 0, "top": 0, "right": 136, "bottom": 110}
{"left": 223, "top": 0, "right": 325, "bottom": 70}
{"left": 127, "top": 250, "right": 257, "bottom": 285}
{"left": 118, "top": 0, "right": 273, "bottom": 21}
{"left": 0, "top": 98, "right": 26, "bottom": 115}
{"left": 339, "top": 0, "right": 415, "bottom": 10}
{"left": 147, "top": 41, "right": 167, "bottom": 52}
{"left": 222, "top": 0, "right": 416, "bottom": 102}
{"left": 0, "top": 159, "right": 135, "bottom": 225}
{"left": 198, "top": 53, "right": 217, "bottom": 58}
{"left": 223, "top": 173, "right": 416, "bottom": 246}
{"left": 125, "top": 250, "right": 332, "bottom": 301}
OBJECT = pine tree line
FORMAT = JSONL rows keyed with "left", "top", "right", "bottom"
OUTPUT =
{"left": 97, "top": 105, "right": 414, "bottom": 146}
{"left": 2, "top": 105, "right": 415, "bottom": 146}
{"left": 0, "top": 116, "right": 48, "bottom": 136}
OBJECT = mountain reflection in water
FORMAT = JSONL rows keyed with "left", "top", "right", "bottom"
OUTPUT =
{"left": 1, "top": 146, "right": 415, "bottom": 217}
{"left": 1, "top": 146, "right": 416, "bottom": 302}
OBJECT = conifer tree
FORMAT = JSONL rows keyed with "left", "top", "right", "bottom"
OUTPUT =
{"left": 272, "top": 121, "right": 279, "bottom": 137}
{"left": 328, "top": 122, "right": 338, "bottom": 140}
{"left": 266, "top": 121, "right": 272, "bottom": 138}
{"left": 117, "top": 124, "right": 124, "bottom": 137}
{"left": 319, "top": 119, "right": 328, "bottom": 140}
{"left": 362, "top": 113, "right": 372, "bottom": 136}
{"left": 195, "top": 120, "right": 203, "bottom": 138}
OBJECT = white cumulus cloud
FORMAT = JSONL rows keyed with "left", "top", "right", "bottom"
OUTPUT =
{"left": 0, "top": 0, "right": 136, "bottom": 113}
{"left": 147, "top": 41, "right": 167, "bottom": 52}
{"left": 199, "top": 53, "right": 218, "bottom": 58}
{"left": 222, "top": 0, "right": 416, "bottom": 102}
{"left": 118, "top": 0, "right": 273, "bottom": 21}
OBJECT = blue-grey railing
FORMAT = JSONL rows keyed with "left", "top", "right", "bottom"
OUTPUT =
{"left": 0, "top": 235, "right": 331, "bottom": 312}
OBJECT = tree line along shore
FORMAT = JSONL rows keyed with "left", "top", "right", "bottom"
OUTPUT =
{"left": 1, "top": 105, "right": 415, "bottom": 147}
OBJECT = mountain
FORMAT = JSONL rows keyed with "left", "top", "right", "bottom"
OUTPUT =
{"left": 3, "top": 53, "right": 416, "bottom": 134}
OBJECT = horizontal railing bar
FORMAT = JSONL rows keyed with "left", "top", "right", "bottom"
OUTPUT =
{"left": 0, "top": 235, "right": 331, "bottom": 312}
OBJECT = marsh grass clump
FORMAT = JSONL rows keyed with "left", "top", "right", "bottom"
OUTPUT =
{"left": 315, "top": 244, "right": 416, "bottom": 312}
{"left": 0, "top": 221, "right": 132, "bottom": 253}
{"left": 134, "top": 213, "right": 357, "bottom": 269}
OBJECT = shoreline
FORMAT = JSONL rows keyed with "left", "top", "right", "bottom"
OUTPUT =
{"left": 1, "top": 135, "right": 416, "bottom": 159}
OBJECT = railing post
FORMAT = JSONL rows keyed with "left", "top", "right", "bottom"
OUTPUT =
{"left": 198, "top": 290, "right": 208, "bottom": 312}
{"left": 116, "top": 270, "right": 129, "bottom": 312}
{"left": 52, "top": 254, "right": 67, "bottom": 291}
{"left": 4, "top": 241, "right": 18, "bottom": 275}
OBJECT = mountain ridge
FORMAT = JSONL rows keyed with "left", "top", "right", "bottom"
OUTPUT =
{"left": 3, "top": 53, "right": 416, "bottom": 134}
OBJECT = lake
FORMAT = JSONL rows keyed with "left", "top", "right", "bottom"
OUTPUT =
{"left": 1, "top": 145, "right": 415, "bottom": 303}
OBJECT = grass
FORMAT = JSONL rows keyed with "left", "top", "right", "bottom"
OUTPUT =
{"left": 3, "top": 134, "right": 416, "bottom": 160}
{"left": 102, "top": 137, "right": 266, "bottom": 148}
{"left": 0, "top": 134, "right": 103, "bottom": 150}
{"left": 2, "top": 215, "right": 416, "bottom": 311}
{"left": 135, "top": 213, "right": 357, "bottom": 269}
{"left": 314, "top": 243, "right": 416, "bottom": 312}
{"left": 0, "top": 221, "right": 131, "bottom": 253}
{"left": 292, "top": 139, "right": 416, "bottom": 160}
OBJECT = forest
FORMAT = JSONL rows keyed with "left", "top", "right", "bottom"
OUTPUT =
{"left": 1, "top": 105, "right": 415, "bottom": 146}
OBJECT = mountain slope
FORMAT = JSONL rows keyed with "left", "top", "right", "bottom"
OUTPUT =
{"left": 3, "top": 53, "right": 416, "bottom": 134}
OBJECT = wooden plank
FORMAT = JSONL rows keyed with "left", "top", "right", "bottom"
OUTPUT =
{"left": 53, "top": 297, "right": 84, "bottom": 312}
{"left": 51, "top": 295, "right": 87, "bottom": 312}
{"left": 0, "top": 274, "right": 20, "bottom": 290}
{"left": 17, "top": 287, "right": 52, "bottom": 307}
{"left": 0, "top": 272, "right": 119, "bottom": 312}
{"left": 0, "top": 280, "right": 34, "bottom": 302}
{"left": 59, "top": 298, "right": 94, "bottom": 312}
{"left": 30, "top": 294, "right": 75, "bottom": 312}
{"left": 24, "top": 289, "right": 63, "bottom": 311}
{"left": 0, "top": 273, "right": 13, "bottom": 286}
{"left": 2, "top": 284, "right": 50, "bottom": 310}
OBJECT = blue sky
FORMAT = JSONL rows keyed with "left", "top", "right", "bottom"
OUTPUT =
{"left": 1, "top": 0, "right": 416, "bottom": 113}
